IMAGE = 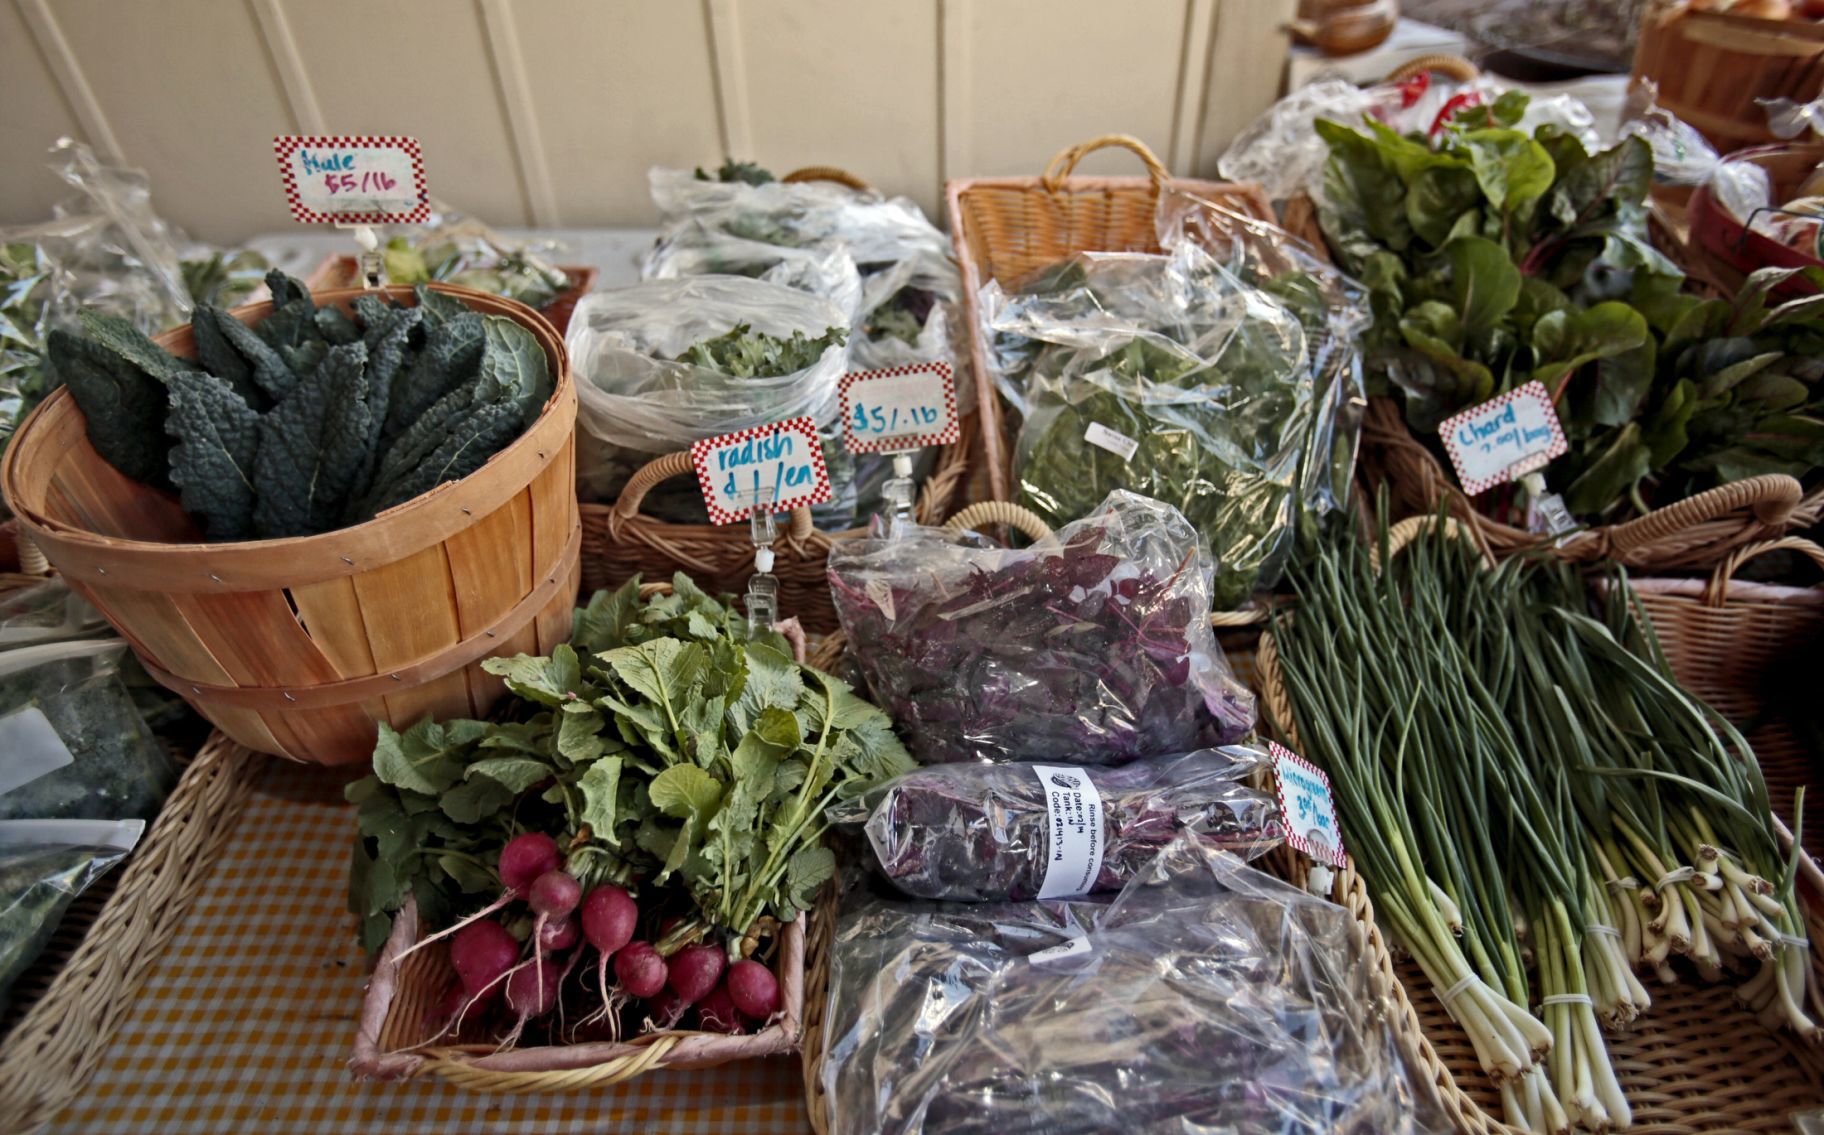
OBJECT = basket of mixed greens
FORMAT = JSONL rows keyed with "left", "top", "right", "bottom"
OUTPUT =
{"left": 1309, "top": 91, "right": 1823, "bottom": 569}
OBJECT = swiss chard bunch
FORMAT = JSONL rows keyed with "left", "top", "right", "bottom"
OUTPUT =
{"left": 45, "top": 271, "right": 552, "bottom": 541}
{"left": 346, "top": 574, "right": 914, "bottom": 954}
{"left": 1316, "top": 93, "right": 1824, "bottom": 517}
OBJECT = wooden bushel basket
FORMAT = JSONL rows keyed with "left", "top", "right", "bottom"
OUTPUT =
{"left": 1633, "top": 6, "right": 1824, "bottom": 155}
{"left": 0, "top": 284, "right": 581, "bottom": 765}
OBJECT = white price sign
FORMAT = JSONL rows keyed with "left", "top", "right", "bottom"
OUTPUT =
{"left": 839, "top": 362, "right": 960, "bottom": 453}
{"left": 273, "top": 135, "right": 429, "bottom": 225}
{"left": 1267, "top": 741, "right": 1348, "bottom": 869}
{"left": 1438, "top": 380, "right": 1569, "bottom": 496}
{"left": 689, "top": 417, "right": 833, "bottom": 525}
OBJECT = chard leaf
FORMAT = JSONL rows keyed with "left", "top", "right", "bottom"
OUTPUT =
{"left": 1408, "top": 166, "right": 1482, "bottom": 247}
{"left": 1314, "top": 118, "right": 1415, "bottom": 266}
{"left": 49, "top": 327, "right": 172, "bottom": 487}
{"left": 1698, "top": 351, "right": 1783, "bottom": 399}
{"left": 251, "top": 340, "right": 373, "bottom": 538}
{"left": 1529, "top": 302, "right": 1648, "bottom": 390}
{"left": 165, "top": 369, "right": 260, "bottom": 539}
{"left": 1564, "top": 422, "right": 1651, "bottom": 516}
{"left": 1643, "top": 379, "right": 1698, "bottom": 467}
{"left": 1444, "top": 236, "right": 1521, "bottom": 335}
{"left": 1590, "top": 340, "right": 1657, "bottom": 428}
{"left": 577, "top": 757, "right": 624, "bottom": 843}
{"left": 1459, "top": 129, "right": 1555, "bottom": 212}
{"left": 1546, "top": 134, "right": 1651, "bottom": 231}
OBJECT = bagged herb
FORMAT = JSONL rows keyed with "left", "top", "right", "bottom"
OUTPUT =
{"left": 827, "top": 490, "right": 1255, "bottom": 766}
{"left": 0, "top": 818, "right": 141, "bottom": 1013}
{"left": 832, "top": 747, "right": 1285, "bottom": 902}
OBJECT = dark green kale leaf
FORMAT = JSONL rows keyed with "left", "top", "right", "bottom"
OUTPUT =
{"left": 190, "top": 304, "right": 263, "bottom": 409}
{"left": 255, "top": 296, "right": 318, "bottom": 354}
{"left": 251, "top": 340, "right": 373, "bottom": 538}
{"left": 214, "top": 308, "right": 303, "bottom": 403}
{"left": 382, "top": 310, "right": 483, "bottom": 444}
{"left": 265, "top": 268, "right": 311, "bottom": 309}
{"left": 694, "top": 159, "right": 775, "bottom": 186}
{"left": 413, "top": 285, "right": 472, "bottom": 330}
{"left": 351, "top": 306, "right": 423, "bottom": 497}
{"left": 166, "top": 369, "right": 261, "bottom": 540}
{"left": 46, "top": 326, "right": 174, "bottom": 488}
{"left": 314, "top": 305, "right": 361, "bottom": 346}
{"left": 356, "top": 398, "right": 521, "bottom": 518}
{"left": 476, "top": 314, "right": 552, "bottom": 426}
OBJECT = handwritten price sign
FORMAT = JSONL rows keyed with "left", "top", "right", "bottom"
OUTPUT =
{"left": 273, "top": 135, "right": 429, "bottom": 225}
{"left": 689, "top": 417, "right": 833, "bottom": 525}
{"left": 839, "top": 362, "right": 960, "bottom": 454}
{"left": 1439, "top": 380, "right": 1569, "bottom": 496}
{"left": 1267, "top": 741, "right": 1348, "bottom": 869}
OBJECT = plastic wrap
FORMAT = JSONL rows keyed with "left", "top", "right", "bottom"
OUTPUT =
{"left": 378, "top": 199, "right": 570, "bottom": 311}
{"left": 0, "top": 639, "right": 175, "bottom": 822}
{"left": 1763, "top": 95, "right": 1824, "bottom": 142}
{"left": 827, "top": 490, "right": 1255, "bottom": 765}
{"left": 986, "top": 240, "right": 1364, "bottom": 607}
{"left": 566, "top": 275, "right": 858, "bottom": 522}
{"left": 0, "top": 817, "right": 142, "bottom": 1011}
{"left": 1621, "top": 104, "right": 1722, "bottom": 189}
{"left": 832, "top": 747, "right": 1285, "bottom": 901}
{"left": 821, "top": 835, "right": 1437, "bottom": 1135}
{"left": 0, "top": 578, "right": 106, "bottom": 646}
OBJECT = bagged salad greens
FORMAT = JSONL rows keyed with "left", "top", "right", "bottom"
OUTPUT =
{"left": 821, "top": 834, "right": 1439, "bottom": 1135}
{"left": 985, "top": 232, "right": 1367, "bottom": 609}
{"left": 375, "top": 201, "right": 571, "bottom": 312}
{"left": 827, "top": 490, "right": 1254, "bottom": 766}
{"left": 0, "top": 818, "right": 143, "bottom": 1014}
{"left": 833, "top": 747, "right": 1284, "bottom": 902}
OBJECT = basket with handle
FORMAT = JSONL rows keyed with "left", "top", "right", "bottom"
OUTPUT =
{"left": 946, "top": 133, "right": 1277, "bottom": 504}
{"left": 1634, "top": 4, "right": 1824, "bottom": 155}
{"left": 578, "top": 164, "right": 973, "bottom": 635}
{"left": 0, "top": 284, "right": 581, "bottom": 766}
{"left": 1256, "top": 515, "right": 1824, "bottom": 1134}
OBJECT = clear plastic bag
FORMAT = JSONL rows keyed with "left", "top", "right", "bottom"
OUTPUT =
{"left": 826, "top": 490, "right": 1256, "bottom": 765}
{"left": 0, "top": 817, "right": 142, "bottom": 1012}
{"left": 377, "top": 199, "right": 570, "bottom": 311}
{"left": 0, "top": 639, "right": 175, "bottom": 822}
{"left": 832, "top": 747, "right": 1285, "bottom": 901}
{"left": 0, "top": 578, "right": 107, "bottom": 646}
{"left": 566, "top": 274, "right": 852, "bottom": 520}
{"left": 986, "top": 241, "right": 1364, "bottom": 607}
{"left": 821, "top": 834, "right": 1441, "bottom": 1135}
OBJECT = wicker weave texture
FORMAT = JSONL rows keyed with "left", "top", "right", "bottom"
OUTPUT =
{"left": 0, "top": 735, "right": 261, "bottom": 1134}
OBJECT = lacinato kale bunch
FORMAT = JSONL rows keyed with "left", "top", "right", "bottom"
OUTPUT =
{"left": 827, "top": 491, "right": 1255, "bottom": 766}
{"left": 835, "top": 749, "right": 1284, "bottom": 902}
{"left": 45, "top": 270, "right": 552, "bottom": 541}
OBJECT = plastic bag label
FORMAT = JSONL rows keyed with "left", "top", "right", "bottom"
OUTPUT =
{"left": 272, "top": 136, "right": 430, "bottom": 225}
{"left": 1438, "top": 381, "right": 1568, "bottom": 496}
{"left": 1028, "top": 934, "right": 1092, "bottom": 965}
{"left": 688, "top": 417, "right": 833, "bottom": 525}
{"left": 1267, "top": 741, "right": 1347, "bottom": 868}
{"left": 1083, "top": 422, "right": 1139, "bottom": 462}
{"left": 1033, "top": 765, "right": 1105, "bottom": 899}
{"left": 840, "top": 362, "right": 960, "bottom": 453}
{"left": 0, "top": 708, "right": 73, "bottom": 798}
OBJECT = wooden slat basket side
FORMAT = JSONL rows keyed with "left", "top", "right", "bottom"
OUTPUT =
{"left": 1633, "top": 8, "right": 1824, "bottom": 155}
{"left": 0, "top": 284, "right": 581, "bottom": 765}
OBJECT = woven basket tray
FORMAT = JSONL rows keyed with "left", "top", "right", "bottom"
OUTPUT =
{"left": 0, "top": 733, "right": 261, "bottom": 1133}
{"left": 947, "top": 134, "right": 1277, "bottom": 504}
{"left": 1255, "top": 518, "right": 1824, "bottom": 1134}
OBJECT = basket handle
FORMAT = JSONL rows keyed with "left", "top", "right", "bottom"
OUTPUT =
{"left": 1040, "top": 135, "right": 1171, "bottom": 193}
{"left": 1705, "top": 537, "right": 1824, "bottom": 607}
{"left": 1368, "top": 515, "right": 1491, "bottom": 573}
{"left": 1385, "top": 54, "right": 1480, "bottom": 84}
{"left": 943, "top": 500, "right": 1053, "bottom": 542}
{"left": 1604, "top": 474, "right": 1803, "bottom": 557}
{"left": 782, "top": 166, "right": 872, "bottom": 192}
{"left": 607, "top": 451, "right": 815, "bottom": 541}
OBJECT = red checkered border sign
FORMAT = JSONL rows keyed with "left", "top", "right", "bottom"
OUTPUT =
{"left": 273, "top": 135, "right": 430, "bottom": 225}
{"left": 688, "top": 417, "right": 833, "bottom": 526}
{"left": 838, "top": 361, "right": 961, "bottom": 454}
{"left": 1438, "top": 379, "right": 1569, "bottom": 497}
{"left": 1266, "top": 740, "right": 1349, "bottom": 869}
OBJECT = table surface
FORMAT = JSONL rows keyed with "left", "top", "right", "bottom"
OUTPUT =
{"left": 43, "top": 756, "right": 816, "bottom": 1135}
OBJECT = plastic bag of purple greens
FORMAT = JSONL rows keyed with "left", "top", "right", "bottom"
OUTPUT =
{"left": 820, "top": 835, "right": 1442, "bottom": 1135}
{"left": 831, "top": 748, "right": 1284, "bottom": 901}
{"left": 826, "top": 490, "right": 1253, "bottom": 764}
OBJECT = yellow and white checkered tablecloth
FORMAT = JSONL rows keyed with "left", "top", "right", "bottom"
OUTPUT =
{"left": 44, "top": 758, "right": 812, "bottom": 1135}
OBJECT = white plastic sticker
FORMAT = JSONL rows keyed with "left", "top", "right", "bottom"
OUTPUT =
{"left": 1028, "top": 934, "right": 1092, "bottom": 965}
{"left": 1267, "top": 741, "right": 1348, "bottom": 869}
{"left": 1033, "top": 764, "right": 1105, "bottom": 899}
{"left": 1438, "top": 380, "right": 1569, "bottom": 496}
{"left": 0, "top": 708, "right": 75, "bottom": 799}
{"left": 1083, "top": 422, "right": 1139, "bottom": 462}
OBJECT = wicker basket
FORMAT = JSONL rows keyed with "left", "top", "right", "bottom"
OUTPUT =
{"left": 0, "top": 733, "right": 262, "bottom": 1133}
{"left": 946, "top": 134, "right": 1277, "bottom": 503}
{"left": 305, "top": 256, "right": 598, "bottom": 334}
{"left": 1634, "top": 5, "right": 1824, "bottom": 155}
{"left": 1630, "top": 538, "right": 1824, "bottom": 865}
{"left": 0, "top": 284, "right": 581, "bottom": 765}
{"left": 1255, "top": 517, "right": 1824, "bottom": 1134}
{"left": 1360, "top": 395, "right": 1807, "bottom": 571}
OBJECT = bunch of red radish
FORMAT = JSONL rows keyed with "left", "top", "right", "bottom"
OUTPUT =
{"left": 424, "top": 832, "right": 781, "bottom": 1042}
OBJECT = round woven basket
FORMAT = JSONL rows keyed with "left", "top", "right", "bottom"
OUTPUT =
{"left": 1, "top": 284, "right": 581, "bottom": 765}
{"left": 1256, "top": 517, "right": 1824, "bottom": 1134}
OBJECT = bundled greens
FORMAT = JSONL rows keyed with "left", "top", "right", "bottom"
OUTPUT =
{"left": 678, "top": 322, "right": 849, "bottom": 379}
{"left": 1316, "top": 92, "right": 1824, "bottom": 519}
{"left": 46, "top": 270, "right": 551, "bottom": 541}
{"left": 1272, "top": 514, "right": 1815, "bottom": 1133}
{"left": 347, "top": 574, "right": 914, "bottom": 955}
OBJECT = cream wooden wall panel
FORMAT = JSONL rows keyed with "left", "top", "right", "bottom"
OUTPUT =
{"left": 508, "top": 0, "right": 723, "bottom": 226}
{"left": 943, "top": 0, "right": 1190, "bottom": 181}
{"left": 281, "top": 0, "right": 529, "bottom": 230}
{"left": 48, "top": 0, "right": 290, "bottom": 244}
{"left": 1196, "top": 0, "right": 1295, "bottom": 177}
{"left": 0, "top": 1, "right": 86, "bottom": 220}
{"left": 721, "top": 0, "right": 941, "bottom": 214}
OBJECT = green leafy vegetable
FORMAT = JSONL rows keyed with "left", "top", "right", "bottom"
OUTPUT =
{"left": 677, "top": 321, "right": 846, "bottom": 378}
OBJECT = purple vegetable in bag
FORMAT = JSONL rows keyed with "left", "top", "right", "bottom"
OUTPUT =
{"left": 827, "top": 491, "right": 1255, "bottom": 765}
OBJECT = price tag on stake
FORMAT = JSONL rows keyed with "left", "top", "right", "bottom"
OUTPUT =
{"left": 1438, "top": 380, "right": 1569, "bottom": 496}
{"left": 273, "top": 135, "right": 429, "bottom": 225}
{"left": 1267, "top": 741, "right": 1348, "bottom": 869}
{"left": 839, "top": 362, "right": 960, "bottom": 453}
{"left": 689, "top": 417, "right": 833, "bottom": 525}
